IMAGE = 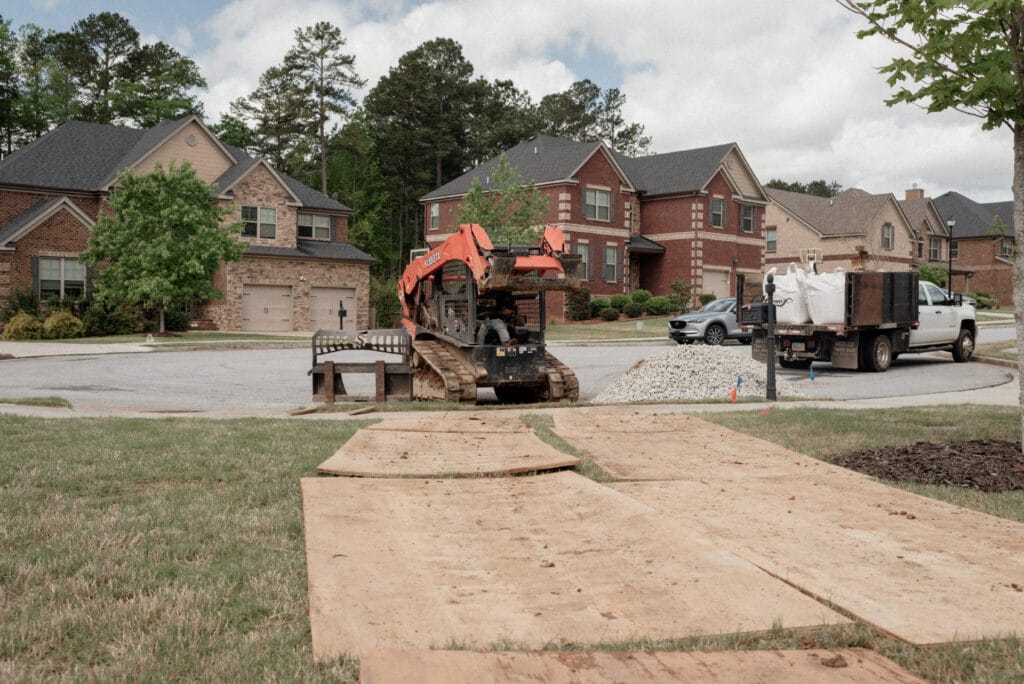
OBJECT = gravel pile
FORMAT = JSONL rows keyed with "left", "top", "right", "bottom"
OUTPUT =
{"left": 593, "top": 345, "right": 805, "bottom": 403}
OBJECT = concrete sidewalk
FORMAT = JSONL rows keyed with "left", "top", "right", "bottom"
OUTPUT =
{"left": 0, "top": 340, "right": 154, "bottom": 358}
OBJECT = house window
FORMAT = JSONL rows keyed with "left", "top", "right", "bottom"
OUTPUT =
{"left": 950, "top": 240, "right": 959, "bottom": 259}
{"left": 710, "top": 197, "right": 724, "bottom": 228}
{"left": 430, "top": 202, "right": 439, "bottom": 230}
{"left": 241, "top": 206, "right": 276, "bottom": 239}
{"left": 38, "top": 257, "right": 85, "bottom": 300}
{"left": 584, "top": 188, "right": 611, "bottom": 221}
{"left": 881, "top": 223, "right": 893, "bottom": 250}
{"left": 766, "top": 228, "right": 777, "bottom": 253}
{"left": 929, "top": 237, "right": 941, "bottom": 261}
{"left": 741, "top": 205, "right": 754, "bottom": 233}
{"left": 298, "top": 213, "right": 330, "bottom": 240}
{"left": 602, "top": 244, "right": 619, "bottom": 282}
{"left": 917, "top": 237, "right": 924, "bottom": 258}
{"left": 575, "top": 242, "right": 590, "bottom": 281}
{"left": 1001, "top": 238, "right": 1013, "bottom": 258}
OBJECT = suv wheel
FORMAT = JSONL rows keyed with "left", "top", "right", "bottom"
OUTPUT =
{"left": 703, "top": 324, "right": 726, "bottom": 346}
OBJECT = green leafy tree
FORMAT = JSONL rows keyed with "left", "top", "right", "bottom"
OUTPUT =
{"left": 80, "top": 162, "right": 245, "bottom": 333}
{"left": 837, "top": 0, "right": 1024, "bottom": 449}
{"left": 230, "top": 65, "right": 312, "bottom": 179}
{"left": 114, "top": 41, "right": 206, "bottom": 126}
{"left": 208, "top": 113, "right": 258, "bottom": 154}
{"left": 0, "top": 16, "right": 19, "bottom": 153}
{"left": 466, "top": 78, "right": 540, "bottom": 165}
{"left": 538, "top": 79, "right": 652, "bottom": 155}
{"left": 917, "top": 262, "right": 948, "bottom": 286}
{"left": 283, "top": 21, "right": 365, "bottom": 194}
{"left": 765, "top": 178, "right": 842, "bottom": 197}
{"left": 451, "top": 155, "right": 550, "bottom": 244}
{"left": 14, "top": 24, "right": 79, "bottom": 145}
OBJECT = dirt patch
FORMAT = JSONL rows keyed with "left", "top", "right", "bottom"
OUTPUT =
{"left": 833, "top": 440, "right": 1024, "bottom": 492}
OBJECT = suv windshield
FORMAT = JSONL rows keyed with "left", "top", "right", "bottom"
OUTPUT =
{"left": 701, "top": 298, "right": 733, "bottom": 313}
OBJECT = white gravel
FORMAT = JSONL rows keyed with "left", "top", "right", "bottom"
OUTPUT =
{"left": 593, "top": 344, "right": 805, "bottom": 403}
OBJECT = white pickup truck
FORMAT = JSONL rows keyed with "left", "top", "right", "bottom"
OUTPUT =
{"left": 743, "top": 272, "right": 976, "bottom": 372}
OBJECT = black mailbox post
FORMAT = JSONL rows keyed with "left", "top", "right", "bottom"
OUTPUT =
{"left": 338, "top": 302, "right": 347, "bottom": 330}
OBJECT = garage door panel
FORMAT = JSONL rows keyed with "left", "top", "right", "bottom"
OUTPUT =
{"left": 311, "top": 287, "right": 356, "bottom": 330}
{"left": 243, "top": 285, "right": 293, "bottom": 332}
{"left": 704, "top": 269, "right": 730, "bottom": 299}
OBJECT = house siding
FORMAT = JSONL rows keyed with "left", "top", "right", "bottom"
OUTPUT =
{"left": 133, "top": 121, "right": 234, "bottom": 184}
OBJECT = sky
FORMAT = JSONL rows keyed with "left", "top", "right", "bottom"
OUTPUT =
{"left": 9, "top": 0, "right": 1015, "bottom": 202}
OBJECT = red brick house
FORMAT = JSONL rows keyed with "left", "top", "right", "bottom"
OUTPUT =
{"left": 933, "top": 190, "right": 1014, "bottom": 305}
{"left": 419, "top": 135, "right": 769, "bottom": 315}
{"left": 0, "top": 115, "right": 373, "bottom": 331}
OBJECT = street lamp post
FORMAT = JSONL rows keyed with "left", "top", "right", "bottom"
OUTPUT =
{"left": 946, "top": 217, "right": 956, "bottom": 299}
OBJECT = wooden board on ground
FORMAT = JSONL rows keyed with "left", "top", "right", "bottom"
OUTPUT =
{"left": 316, "top": 429, "right": 578, "bottom": 477}
{"left": 562, "top": 414, "right": 1024, "bottom": 644}
{"left": 365, "top": 413, "right": 524, "bottom": 433}
{"left": 301, "top": 472, "right": 847, "bottom": 660}
{"left": 359, "top": 648, "right": 926, "bottom": 684}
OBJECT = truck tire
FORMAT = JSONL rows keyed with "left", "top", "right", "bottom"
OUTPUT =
{"left": 952, "top": 328, "right": 974, "bottom": 362}
{"left": 861, "top": 333, "right": 892, "bottom": 372}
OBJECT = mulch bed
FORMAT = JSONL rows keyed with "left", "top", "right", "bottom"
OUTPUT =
{"left": 834, "top": 440, "right": 1024, "bottom": 492}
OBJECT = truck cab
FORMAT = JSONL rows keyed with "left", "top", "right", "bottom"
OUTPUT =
{"left": 911, "top": 281, "right": 974, "bottom": 348}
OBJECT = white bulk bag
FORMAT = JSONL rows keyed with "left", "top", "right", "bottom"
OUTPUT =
{"left": 764, "top": 264, "right": 811, "bottom": 324}
{"left": 805, "top": 268, "right": 846, "bottom": 325}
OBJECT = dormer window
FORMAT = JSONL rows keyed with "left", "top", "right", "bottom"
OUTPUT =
{"left": 298, "top": 213, "right": 330, "bottom": 240}
{"left": 584, "top": 188, "right": 611, "bottom": 221}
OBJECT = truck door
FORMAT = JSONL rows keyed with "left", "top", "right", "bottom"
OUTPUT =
{"left": 910, "top": 281, "right": 956, "bottom": 345}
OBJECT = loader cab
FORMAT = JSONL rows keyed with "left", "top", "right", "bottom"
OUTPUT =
{"left": 475, "top": 288, "right": 545, "bottom": 346}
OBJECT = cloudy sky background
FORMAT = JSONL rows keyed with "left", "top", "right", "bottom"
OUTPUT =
{"left": 12, "top": 0, "right": 1014, "bottom": 201}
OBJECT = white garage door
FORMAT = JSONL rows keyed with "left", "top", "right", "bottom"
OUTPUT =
{"left": 703, "top": 269, "right": 731, "bottom": 300}
{"left": 242, "top": 285, "right": 293, "bottom": 332}
{"left": 311, "top": 287, "right": 357, "bottom": 331}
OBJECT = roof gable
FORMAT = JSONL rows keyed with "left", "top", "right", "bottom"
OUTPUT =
{"left": 116, "top": 115, "right": 236, "bottom": 186}
{"left": 0, "top": 197, "right": 95, "bottom": 249}
{"left": 933, "top": 191, "right": 1014, "bottom": 238}
{"left": 768, "top": 187, "right": 909, "bottom": 238}
{"left": 218, "top": 158, "right": 303, "bottom": 204}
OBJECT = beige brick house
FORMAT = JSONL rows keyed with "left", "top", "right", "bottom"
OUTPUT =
{"left": 0, "top": 115, "right": 373, "bottom": 331}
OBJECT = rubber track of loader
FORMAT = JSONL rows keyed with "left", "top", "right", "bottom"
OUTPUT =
{"left": 411, "top": 339, "right": 477, "bottom": 402}
{"left": 545, "top": 351, "right": 580, "bottom": 402}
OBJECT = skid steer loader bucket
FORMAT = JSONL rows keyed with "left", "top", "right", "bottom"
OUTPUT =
{"left": 487, "top": 253, "right": 581, "bottom": 291}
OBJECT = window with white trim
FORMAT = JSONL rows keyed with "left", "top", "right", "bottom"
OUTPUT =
{"left": 881, "top": 223, "right": 893, "bottom": 250}
{"left": 241, "top": 205, "right": 276, "bottom": 239}
{"left": 298, "top": 213, "right": 330, "bottom": 240}
{"left": 928, "top": 237, "right": 941, "bottom": 261}
{"left": 575, "top": 242, "right": 590, "bottom": 281}
{"left": 766, "top": 227, "right": 777, "bottom": 253}
{"left": 602, "top": 244, "right": 619, "bottom": 282}
{"left": 741, "top": 205, "right": 754, "bottom": 232}
{"left": 430, "top": 202, "right": 439, "bottom": 230}
{"left": 916, "top": 237, "right": 924, "bottom": 258}
{"left": 584, "top": 188, "right": 611, "bottom": 221}
{"left": 1001, "top": 237, "right": 1013, "bottom": 258}
{"left": 38, "top": 257, "right": 85, "bottom": 300}
{"left": 710, "top": 197, "right": 724, "bottom": 227}
{"left": 950, "top": 240, "right": 959, "bottom": 259}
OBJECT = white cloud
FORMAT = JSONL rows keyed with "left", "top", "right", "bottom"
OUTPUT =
{"left": 189, "top": 0, "right": 1013, "bottom": 201}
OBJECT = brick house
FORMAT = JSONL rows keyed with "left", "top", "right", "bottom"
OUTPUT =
{"left": 933, "top": 190, "right": 1014, "bottom": 305}
{"left": 765, "top": 187, "right": 919, "bottom": 273}
{"left": 0, "top": 115, "right": 373, "bottom": 331}
{"left": 900, "top": 187, "right": 951, "bottom": 273}
{"left": 419, "top": 134, "right": 769, "bottom": 316}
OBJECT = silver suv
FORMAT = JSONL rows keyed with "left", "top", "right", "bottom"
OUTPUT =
{"left": 668, "top": 297, "right": 751, "bottom": 345}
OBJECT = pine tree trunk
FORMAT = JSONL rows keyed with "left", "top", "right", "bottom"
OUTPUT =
{"left": 159, "top": 306, "right": 166, "bottom": 334}
{"left": 1014, "top": 126, "right": 1024, "bottom": 454}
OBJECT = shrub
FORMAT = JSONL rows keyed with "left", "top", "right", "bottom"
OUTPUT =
{"left": 665, "top": 293, "right": 686, "bottom": 313}
{"left": 82, "top": 302, "right": 144, "bottom": 337}
{"left": 918, "top": 262, "right": 948, "bottom": 286}
{"left": 610, "top": 294, "right": 631, "bottom": 310}
{"left": 43, "top": 311, "right": 85, "bottom": 339}
{"left": 2, "top": 285, "right": 41, "bottom": 322}
{"left": 644, "top": 295, "right": 674, "bottom": 316}
{"left": 3, "top": 312, "right": 43, "bottom": 340}
{"left": 590, "top": 297, "right": 611, "bottom": 318}
{"left": 599, "top": 306, "right": 620, "bottom": 321}
{"left": 630, "top": 289, "right": 653, "bottom": 303}
{"left": 622, "top": 301, "right": 644, "bottom": 317}
{"left": 566, "top": 287, "right": 591, "bottom": 321}
{"left": 164, "top": 307, "right": 191, "bottom": 332}
{"left": 699, "top": 293, "right": 717, "bottom": 306}
{"left": 967, "top": 291, "right": 997, "bottom": 309}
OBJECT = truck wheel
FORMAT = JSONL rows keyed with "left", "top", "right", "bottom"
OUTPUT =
{"left": 861, "top": 333, "right": 892, "bottom": 372}
{"left": 952, "top": 329, "right": 974, "bottom": 362}
{"left": 703, "top": 324, "right": 726, "bottom": 346}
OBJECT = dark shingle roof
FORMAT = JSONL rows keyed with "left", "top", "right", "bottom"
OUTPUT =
{"left": 0, "top": 198, "right": 63, "bottom": 246}
{"left": 767, "top": 187, "right": 893, "bottom": 236}
{"left": 421, "top": 135, "right": 740, "bottom": 201}
{"left": 626, "top": 234, "right": 666, "bottom": 254}
{"left": 933, "top": 191, "right": 1014, "bottom": 238}
{"left": 245, "top": 240, "right": 374, "bottom": 263}
{"left": 0, "top": 118, "right": 352, "bottom": 213}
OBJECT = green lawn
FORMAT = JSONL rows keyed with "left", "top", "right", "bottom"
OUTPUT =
{"left": 545, "top": 315, "right": 675, "bottom": 341}
{"left": 1, "top": 408, "right": 1022, "bottom": 682}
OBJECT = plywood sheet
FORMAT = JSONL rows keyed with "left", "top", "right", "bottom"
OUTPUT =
{"left": 359, "top": 648, "right": 926, "bottom": 684}
{"left": 317, "top": 429, "right": 578, "bottom": 477}
{"left": 552, "top": 411, "right": 784, "bottom": 480}
{"left": 365, "top": 413, "right": 525, "bottom": 433}
{"left": 573, "top": 415, "right": 1024, "bottom": 644}
{"left": 302, "top": 472, "right": 846, "bottom": 660}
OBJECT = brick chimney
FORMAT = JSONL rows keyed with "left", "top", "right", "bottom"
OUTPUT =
{"left": 905, "top": 186, "right": 925, "bottom": 200}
